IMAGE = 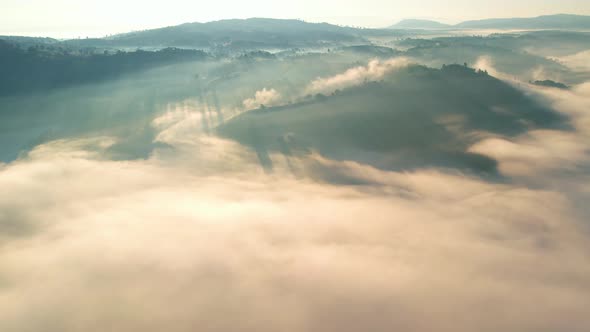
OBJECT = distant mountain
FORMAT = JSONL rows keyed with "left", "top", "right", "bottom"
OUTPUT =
{"left": 388, "top": 14, "right": 590, "bottom": 30}
{"left": 389, "top": 19, "right": 450, "bottom": 29}
{"left": 103, "top": 18, "right": 367, "bottom": 48}
{"left": 456, "top": 14, "right": 590, "bottom": 30}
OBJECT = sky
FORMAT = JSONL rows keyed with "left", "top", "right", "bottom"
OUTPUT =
{"left": 1, "top": 0, "right": 590, "bottom": 38}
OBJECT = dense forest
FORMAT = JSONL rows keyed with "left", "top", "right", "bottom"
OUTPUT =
{"left": 0, "top": 40, "right": 209, "bottom": 95}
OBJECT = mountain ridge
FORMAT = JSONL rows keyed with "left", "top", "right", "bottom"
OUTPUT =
{"left": 100, "top": 17, "right": 368, "bottom": 48}
{"left": 390, "top": 14, "right": 590, "bottom": 30}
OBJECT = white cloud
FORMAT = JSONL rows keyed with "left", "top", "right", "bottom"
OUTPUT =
{"left": 1, "top": 110, "right": 590, "bottom": 331}
{"left": 470, "top": 82, "right": 590, "bottom": 180}
{"left": 242, "top": 88, "right": 282, "bottom": 109}
{"left": 554, "top": 50, "right": 590, "bottom": 72}
{"left": 473, "top": 55, "right": 499, "bottom": 77}
{"left": 1, "top": 62, "right": 590, "bottom": 332}
{"left": 305, "top": 57, "right": 412, "bottom": 95}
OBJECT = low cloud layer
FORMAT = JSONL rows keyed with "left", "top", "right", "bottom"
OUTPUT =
{"left": 2, "top": 137, "right": 590, "bottom": 332}
{"left": 1, "top": 61, "right": 590, "bottom": 332}
{"left": 555, "top": 50, "right": 590, "bottom": 71}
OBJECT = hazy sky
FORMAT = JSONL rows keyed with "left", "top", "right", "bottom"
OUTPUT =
{"left": 1, "top": 0, "right": 590, "bottom": 37}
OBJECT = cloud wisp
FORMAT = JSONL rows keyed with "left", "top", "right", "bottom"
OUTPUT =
{"left": 305, "top": 57, "right": 413, "bottom": 95}
{"left": 242, "top": 88, "right": 283, "bottom": 109}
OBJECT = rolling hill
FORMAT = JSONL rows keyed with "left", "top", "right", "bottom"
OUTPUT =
{"left": 218, "top": 64, "right": 567, "bottom": 175}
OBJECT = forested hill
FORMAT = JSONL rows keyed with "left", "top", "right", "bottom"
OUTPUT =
{"left": 0, "top": 40, "right": 209, "bottom": 96}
